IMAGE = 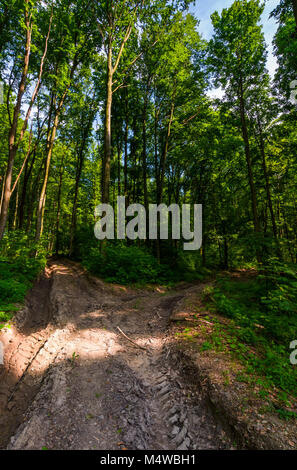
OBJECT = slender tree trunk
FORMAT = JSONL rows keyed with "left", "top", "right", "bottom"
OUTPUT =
{"left": 18, "top": 146, "right": 37, "bottom": 229}
{"left": 0, "top": 177, "right": 4, "bottom": 217}
{"left": 154, "top": 105, "right": 160, "bottom": 199}
{"left": 69, "top": 99, "right": 96, "bottom": 255}
{"left": 26, "top": 162, "right": 44, "bottom": 233}
{"left": 256, "top": 115, "right": 279, "bottom": 248}
{"left": 158, "top": 88, "right": 175, "bottom": 205}
{"left": 35, "top": 112, "right": 58, "bottom": 242}
{"left": 154, "top": 89, "right": 175, "bottom": 262}
{"left": 35, "top": 54, "right": 78, "bottom": 244}
{"left": 35, "top": 97, "right": 64, "bottom": 243}
{"left": 238, "top": 81, "right": 261, "bottom": 263}
{"left": 124, "top": 91, "right": 129, "bottom": 201}
{"left": 142, "top": 88, "right": 149, "bottom": 215}
{"left": 102, "top": 40, "right": 113, "bottom": 204}
{"left": 55, "top": 156, "right": 65, "bottom": 255}
{"left": 153, "top": 104, "right": 161, "bottom": 262}
{"left": 117, "top": 140, "right": 121, "bottom": 195}
{"left": 142, "top": 77, "right": 152, "bottom": 216}
{"left": 69, "top": 142, "right": 87, "bottom": 256}
{"left": 12, "top": 182, "right": 19, "bottom": 230}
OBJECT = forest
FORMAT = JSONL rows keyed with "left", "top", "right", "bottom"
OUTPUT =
{"left": 1, "top": 0, "right": 297, "bottom": 452}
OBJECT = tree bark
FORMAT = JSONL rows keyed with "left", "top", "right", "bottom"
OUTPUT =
{"left": 55, "top": 156, "right": 65, "bottom": 255}
{"left": 12, "top": 182, "right": 19, "bottom": 230}
{"left": 158, "top": 87, "right": 175, "bottom": 205}
{"left": 35, "top": 100, "right": 61, "bottom": 242}
{"left": 142, "top": 79, "right": 151, "bottom": 215}
{"left": 69, "top": 121, "right": 92, "bottom": 256}
{"left": 18, "top": 128, "right": 42, "bottom": 229}
{"left": 124, "top": 92, "right": 129, "bottom": 201}
{"left": 256, "top": 114, "right": 279, "bottom": 244}
{"left": 102, "top": 40, "right": 113, "bottom": 204}
{"left": 117, "top": 138, "right": 121, "bottom": 195}
{"left": 238, "top": 83, "right": 260, "bottom": 236}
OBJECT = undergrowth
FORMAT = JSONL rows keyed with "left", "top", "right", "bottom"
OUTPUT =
{"left": 0, "top": 231, "right": 47, "bottom": 329}
{"left": 81, "top": 243, "right": 209, "bottom": 285}
{"left": 200, "top": 259, "right": 297, "bottom": 419}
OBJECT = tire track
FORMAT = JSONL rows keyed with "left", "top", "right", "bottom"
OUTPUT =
{"left": 2, "top": 261, "right": 234, "bottom": 450}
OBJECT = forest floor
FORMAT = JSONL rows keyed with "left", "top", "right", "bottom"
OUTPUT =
{"left": 0, "top": 261, "right": 295, "bottom": 450}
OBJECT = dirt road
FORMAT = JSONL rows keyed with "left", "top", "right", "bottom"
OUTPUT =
{"left": 0, "top": 261, "right": 232, "bottom": 450}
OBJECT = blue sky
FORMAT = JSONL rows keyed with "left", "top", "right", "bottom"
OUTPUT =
{"left": 189, "top": 0, "right": 280, "bottom": 97}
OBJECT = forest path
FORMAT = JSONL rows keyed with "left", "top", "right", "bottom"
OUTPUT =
{"left": 0, "top": 261, "right": 232, "bottom": 450}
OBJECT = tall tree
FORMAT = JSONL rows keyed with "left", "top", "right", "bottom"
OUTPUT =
{"left": 208, "top": 0, "right": 268, "bottom": 260}
{"left": 93, "top": 0, "right": 146, "bottom": 204}
{"left": 0, "top": 0, "right": 53, "bottom": 241}
{"left": 34, "top": 0, "right": 97, "bottom": 243}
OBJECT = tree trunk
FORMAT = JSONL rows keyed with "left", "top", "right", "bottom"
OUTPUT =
{"left": 18, "top": 146, "right": 37, "bottom": 229}
{"left": 123, "top": 90, "right": 129, "bottom": 204}
{"left": 69, "top": 139, "right": 87, "bottom": 256}
{"left": 142, "top": 87, "right": 149, "bottom": 215}
{"left": 0, "top": 177, "right": 4, "bottom": 216}
{"left": 35, "top": 53, "right": 78, "bottom": 244}
{"left": 158, "top": 88, "right": 175, "bottom": 205}
{"left": 117, "top": 138, "right": 121, "bottom": 195}
{"left": 153, "top": 104, "right": 161, "bottom": 262}
{"left": 256, "top": 114, "right": 280, "bottom": 254}
{"left": 238, "top": 81, "right": 261, "bottom": 263}
{"left": 12, "top": 182, "right": 19, "bottom": 230}
{"left": 35, "top": 97, "right": 63, "bottom": 243}
{"left": 55, "top": 156, "right": 65, "bottom": 255}
{"left": 102, "top": 41, "right": 113, "bottom": 204}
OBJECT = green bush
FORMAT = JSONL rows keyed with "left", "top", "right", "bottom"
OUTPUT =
{"left": 0, "top": 278, "right": 27, "bottom": 302}
{"left": 83, "top": 244, "right": 168, "bottom": 284}
{"left": 206, "top": 262, "right": 297, "bottom": 401}
{"left": 0, "top": 232, "right": 47, "bottom": 328}
{"left": 80, "top": 239, "right": 209, "bottom": 285}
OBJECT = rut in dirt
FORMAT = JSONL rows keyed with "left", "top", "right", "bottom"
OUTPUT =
{"left": 0, "top": 261, "right": 233, "bottom": 450}
{"left": 0, "top": 269, "right": 54, "bottom": 448}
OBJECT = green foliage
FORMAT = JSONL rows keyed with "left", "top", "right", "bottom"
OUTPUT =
{"left": 205, "top": 263, "right": 297, "bottom": 402}
{"left": 260, "top": 259, "right": 297, "bottom": 319}
{"left": 81, "top": 239, "right": 209, "bottom": 285}
{"left": 0, "top": 232, "right": 47, "bottom": 329}
{"left": 82, "top": 244, "right": 167, "bottom": 285}
{"left": 208, "top": 0, "right": 266, "bottom": 95}
{"left": 271, "top": 0, "right": 297, "bottom": 102}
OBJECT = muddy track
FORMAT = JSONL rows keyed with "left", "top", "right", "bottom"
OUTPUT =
{"left": 0, "top": 261, "right": 233, "bottom": 450}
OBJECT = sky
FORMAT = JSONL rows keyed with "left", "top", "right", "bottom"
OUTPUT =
{"left": 189, "top": 0, "right": 281, "bottom": 98}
